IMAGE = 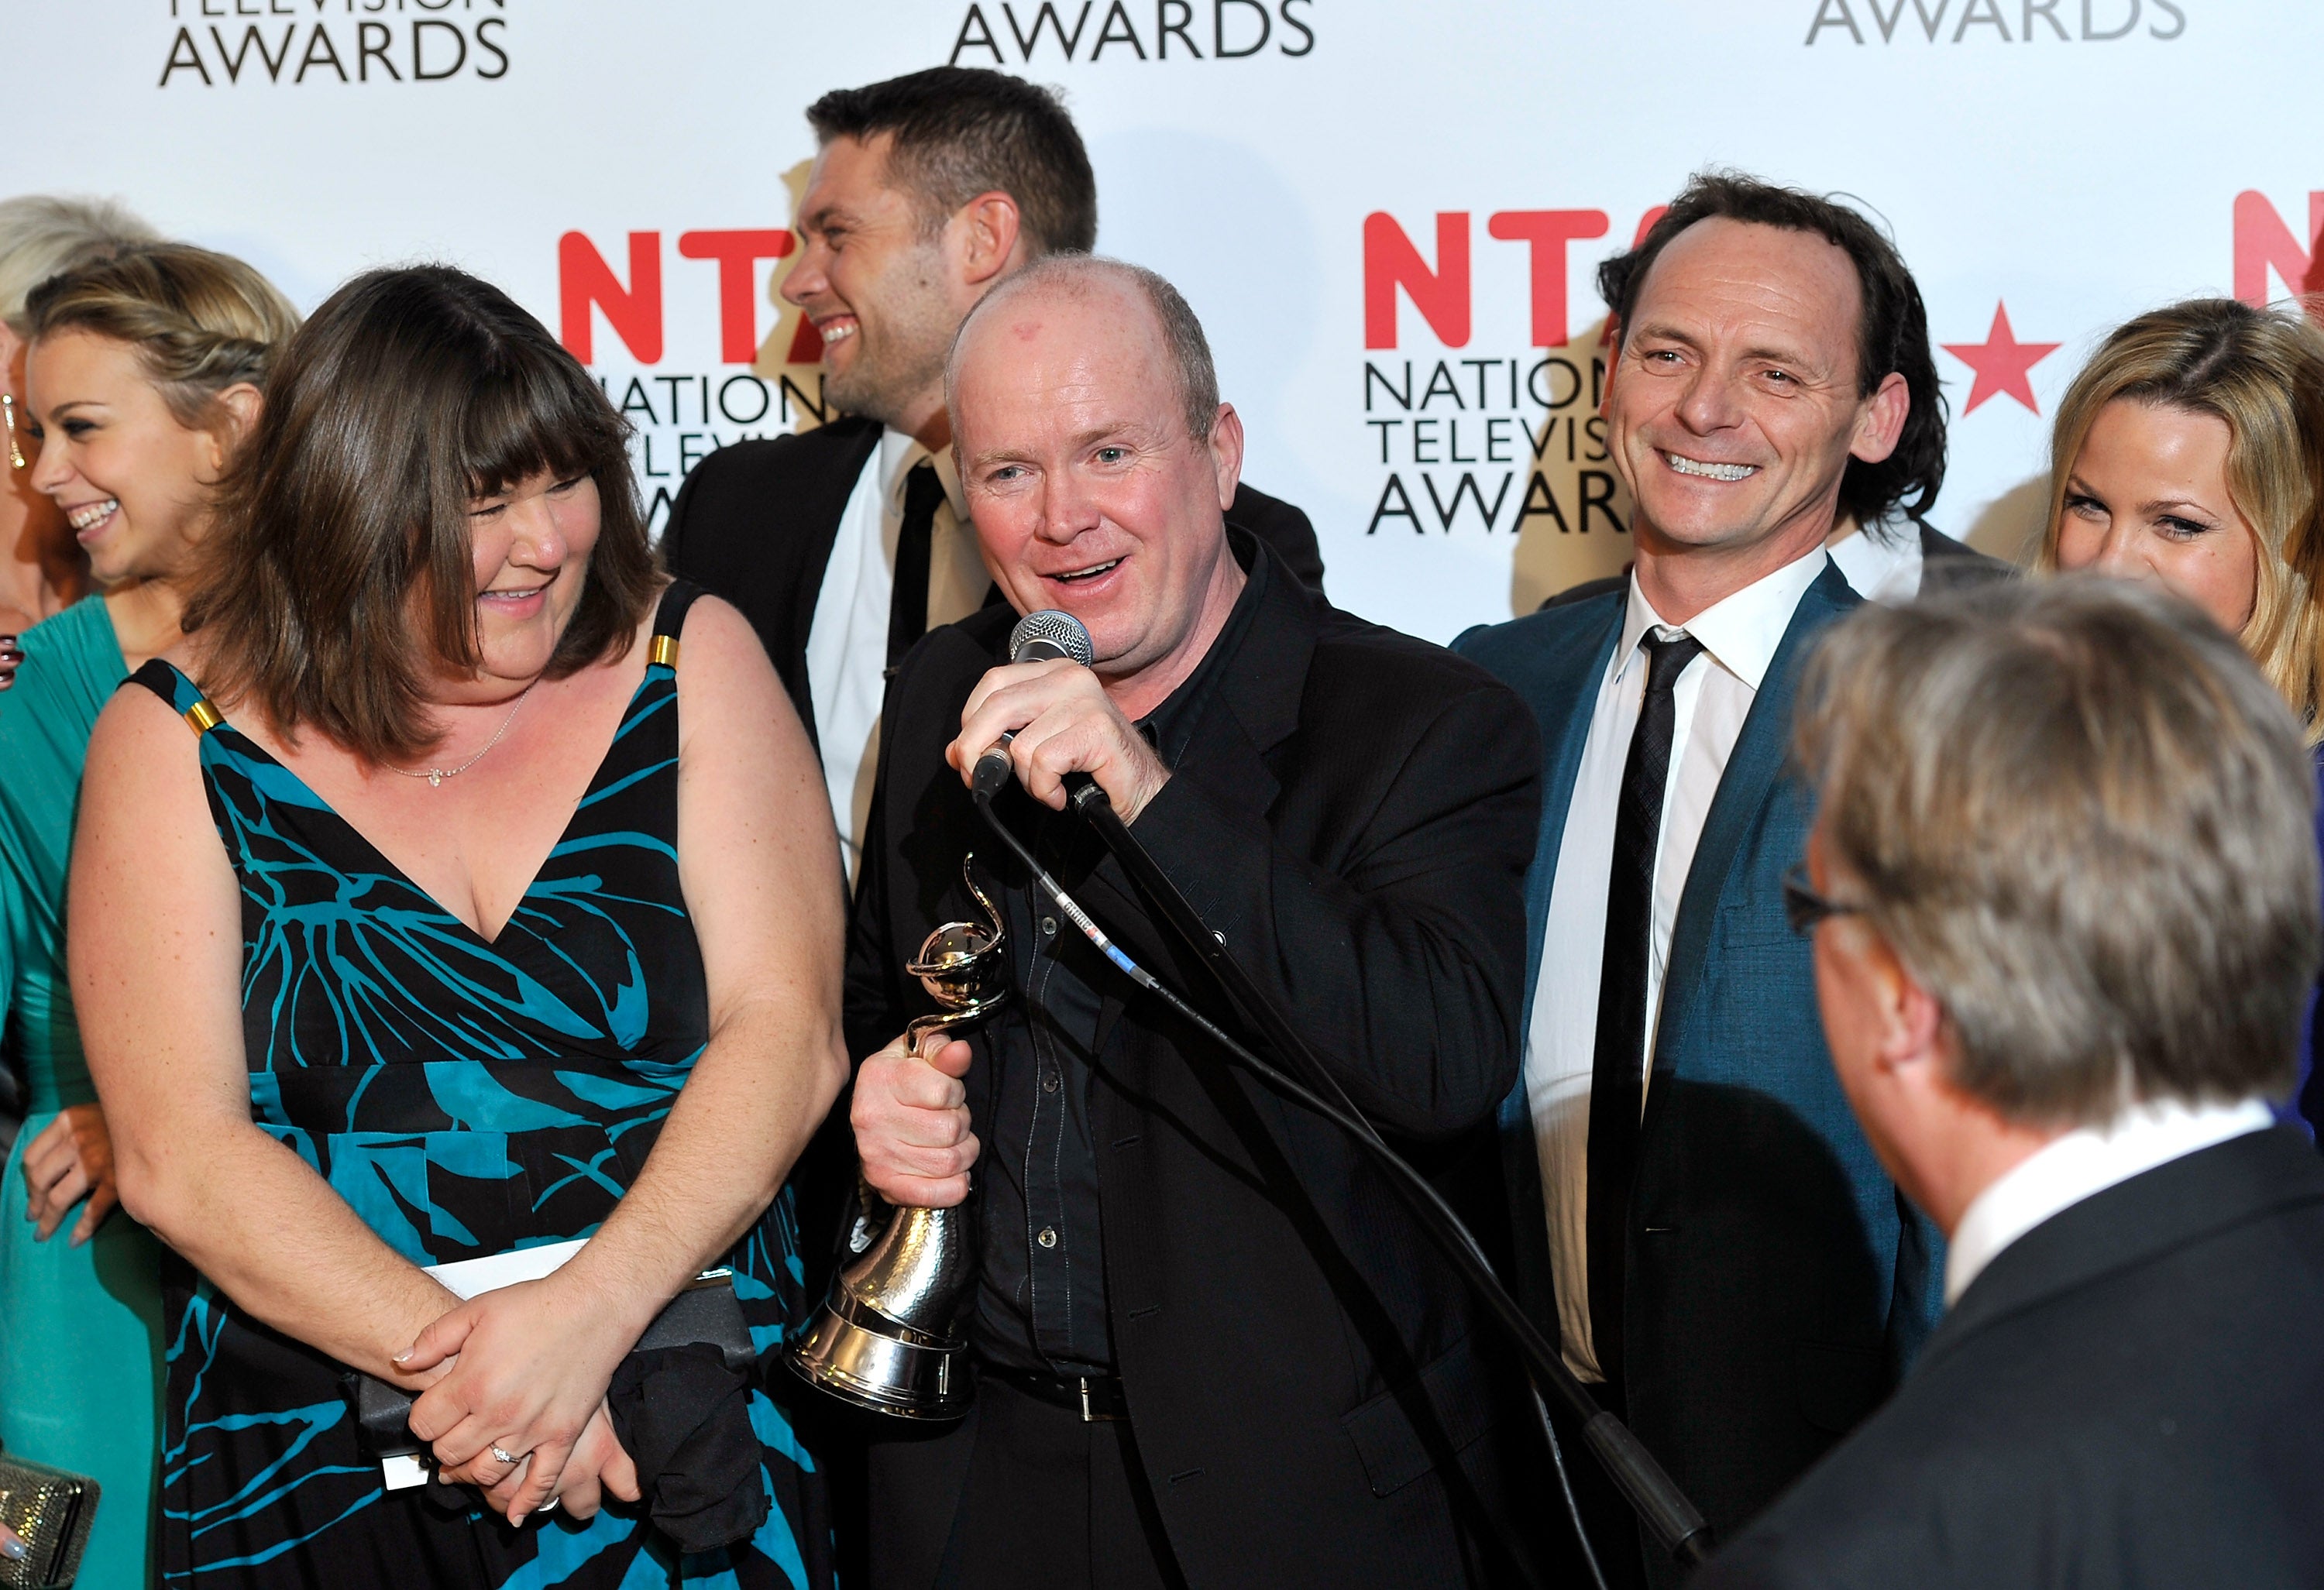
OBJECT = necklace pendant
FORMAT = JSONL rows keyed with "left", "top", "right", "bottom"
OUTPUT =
{"left": 428, "top": 771, "right": 444, "bottom": 788}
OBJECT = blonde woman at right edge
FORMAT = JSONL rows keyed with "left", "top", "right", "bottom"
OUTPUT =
{"left": 2043, "top": 296, "right": 2324, "bottom": 1133}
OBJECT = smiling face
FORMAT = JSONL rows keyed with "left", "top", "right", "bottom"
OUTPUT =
{"left": 445, "top": 469, "right": 603, "bottom": 700}
{"left": 25, "top": 328, "right": 235, "bottom": 586}
{"left": 952, "top": 277, "right": 1245, "bottom": 713}
{"left": 1608, "top": 218, "right": 1906, "bottom": 581}
{"left": 2054, "top": 399, "right": 2260, "bottom": 635}
{"left": 782, "top": 133, "right": 970, "bottom": 433}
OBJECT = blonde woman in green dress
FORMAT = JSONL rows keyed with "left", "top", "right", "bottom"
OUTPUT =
{"left": 0, "top": 197, "right": 154, "bottom": 658}
{"left": 0, "top": 242, "right": 295, "bottom": 1586}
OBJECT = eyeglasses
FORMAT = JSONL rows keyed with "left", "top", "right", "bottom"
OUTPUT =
{"left": 1, "top": 393, "right": 23, "bottom": 471}
{"left": 1783, "top": 862, "right": 1866, "bottom": 937}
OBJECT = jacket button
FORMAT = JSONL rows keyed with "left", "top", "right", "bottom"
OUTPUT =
{"left": 1037, "top": 1227, "right": 1058, "bottom": 1248}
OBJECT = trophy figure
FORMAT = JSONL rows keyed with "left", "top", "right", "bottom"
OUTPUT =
{"left": 788, "top": 860, "right": 1008, "bottom": 1419}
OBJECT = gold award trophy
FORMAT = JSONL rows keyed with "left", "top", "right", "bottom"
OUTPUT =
{"left": 788, "top": 860, "right": 1008, "bottom": 1418}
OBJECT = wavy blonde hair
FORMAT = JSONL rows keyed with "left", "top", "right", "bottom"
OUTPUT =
{"left": 23, "top": 242, "right": 299, "bottom": 431}
{"left": 2040, "top": 298, "right": 2324, "bottom": 741}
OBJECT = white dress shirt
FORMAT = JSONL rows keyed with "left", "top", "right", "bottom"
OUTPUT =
{"left": 1525, "top": 548, "right": 1830, "bottom": 1380}
{"left": 1944, "top": 1096, "right": 2274, "bottom": 1305}
{"left": 1826, "top": 519, "right": 1924, "bottom": 604}
{"left": 803, "top": 428, "right": 988, "bottom": 881}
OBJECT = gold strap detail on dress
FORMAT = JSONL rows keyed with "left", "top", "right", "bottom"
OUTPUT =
{"left": 183, "top": 698, "right": 223, "bottom": 737}
{"left": 649, "top": 635, "right": 680, "bottom": 669}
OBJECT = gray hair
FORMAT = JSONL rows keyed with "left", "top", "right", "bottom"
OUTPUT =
{"left": 1796, "top": 576, "right": 2322, "bottom": 1126}
{"left": 946, "top": 253, "right": 1220, "bottom": 447}
{"left": 0, "top": 195, "right": 158, "bottom": 333}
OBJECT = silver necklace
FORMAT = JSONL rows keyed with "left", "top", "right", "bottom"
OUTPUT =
{"left": 389, "top": 683, "right": 535, "bottom": 788}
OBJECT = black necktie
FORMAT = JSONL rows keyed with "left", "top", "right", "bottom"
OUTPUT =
{"left": 888, "top": 459, "right": 946, "bottom": 669}
{"left": 1584, "top": 628, "right": 1704, "bottom": 1388}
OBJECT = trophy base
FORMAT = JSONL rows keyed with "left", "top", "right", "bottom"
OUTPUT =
{"left": 787, "top": 1287, "right": 971, "bottom": 1420}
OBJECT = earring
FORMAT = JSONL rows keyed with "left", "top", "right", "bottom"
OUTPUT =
{"left": 2, "top": 393, "right": 23, "bottom": 471}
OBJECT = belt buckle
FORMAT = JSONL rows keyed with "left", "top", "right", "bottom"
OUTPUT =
{"left": 1077, "top": 1376, "right": 1125, "bottom": 1423}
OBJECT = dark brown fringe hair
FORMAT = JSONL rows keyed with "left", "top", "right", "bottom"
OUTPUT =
{"left": 187, "top": 264, "right": 659, "bottom": 765}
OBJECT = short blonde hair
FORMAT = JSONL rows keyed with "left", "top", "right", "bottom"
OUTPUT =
{"left": 1796, "top": 578, "right": 2320, "bottom": 1128}
{"left": 2038, "top": 298, "right": 2324, "bottom": 741}
{"left": 0, "top": 194, "right": 157, "bottom": 332}
{"left": 25, "top": 242, "right": 299, "bottom": 431}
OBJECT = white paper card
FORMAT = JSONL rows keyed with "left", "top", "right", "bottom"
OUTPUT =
{"left": 422, "top": 1237, "right": 587, "bottom": 1301}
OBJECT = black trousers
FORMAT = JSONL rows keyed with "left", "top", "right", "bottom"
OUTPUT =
{"left": 871, "top": 1375, "right": 1187, "bottom": 1590}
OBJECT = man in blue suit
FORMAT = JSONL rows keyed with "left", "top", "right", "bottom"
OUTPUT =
{"left": 1455, "top": 174, "right": 1951, "bottom": 1586}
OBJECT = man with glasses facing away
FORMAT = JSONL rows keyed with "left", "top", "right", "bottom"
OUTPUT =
{"left": 1453, "top": 173, "right": 1948, "bottom": 1585}
{"left": 1697, "top": 577, "right": 2324, "bottom": 1588}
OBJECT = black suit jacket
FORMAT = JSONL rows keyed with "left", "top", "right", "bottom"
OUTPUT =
{"left": 659, "top": 416, "right": 1328, "bottom": 751}
{"left": 845, "top": 537, "right": 1542, "bottom": 1588}
{"left": 1694, "top": 1124, "right": 2324, "bottom": 1588}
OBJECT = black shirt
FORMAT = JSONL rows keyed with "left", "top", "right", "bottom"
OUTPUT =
{"left": 969, "top": 534, "right": 1269, "bottom": 1377}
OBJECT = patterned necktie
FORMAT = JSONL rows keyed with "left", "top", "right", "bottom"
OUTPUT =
{"left": 1584, "top": 628, "right": 1705, "bottom": 1387}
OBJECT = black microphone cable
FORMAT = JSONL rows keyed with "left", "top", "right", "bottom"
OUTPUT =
{"left": 964, "top": 761, "right": 1710, "bottom": 1578}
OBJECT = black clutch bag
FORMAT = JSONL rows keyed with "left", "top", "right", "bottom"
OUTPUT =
{"left": 350, "top": 1268, "right": 755, "bottom": 1490}
{"left": 0, "top": 1451, "right": 98, "bottom": 1590}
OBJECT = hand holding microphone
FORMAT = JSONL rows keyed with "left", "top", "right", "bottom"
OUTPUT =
{"left": 948, "top": 610, "right": 1173, "bottom": 823}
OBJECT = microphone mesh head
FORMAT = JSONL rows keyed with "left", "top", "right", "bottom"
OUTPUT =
{"left": 1009, "top": 609, "right": 1095, "bottom": 665}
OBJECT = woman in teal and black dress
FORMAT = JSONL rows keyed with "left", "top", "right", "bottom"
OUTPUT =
{"left": 70, "top": 265, "right": 848, "bottom": 1587}
{"left": 0, "top": 241, "right": 297, "bottom": 1587}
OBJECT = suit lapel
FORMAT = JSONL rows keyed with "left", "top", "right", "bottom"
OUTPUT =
{"left": 1461, "top": 594, "right": 1622, "bottom": 1328}
{"left": 1652, "top": 561, "right": 1859, "bottom": 1080}
{"left": 1084, "top": 535, "right": 1313, "bottom": 1059}
{"left": 1919, "top": 1125, "right": 2324, "bottom": 1373}
{"left": 1509, "top": 598, "right": 1628, "bottom": 1034}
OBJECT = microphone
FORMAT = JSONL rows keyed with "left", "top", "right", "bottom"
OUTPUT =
{"left": 972, "top": 610, "right": 1095, "bottom": 798}
{"left": 1007, "top": 609, "right": 1095, "bottom": 665}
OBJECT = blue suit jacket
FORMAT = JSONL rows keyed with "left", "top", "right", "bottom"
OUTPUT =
{"left": 1455, "top": 562, "right": 1944, "bottom": 1557}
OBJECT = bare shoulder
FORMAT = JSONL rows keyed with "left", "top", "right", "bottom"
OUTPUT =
{"left": 87, "top": 671, "right": 203, "bottom": 781}
{"left": 672, "top": 591, "right": 769, "bottom": 671}
{"left": 79, "top": 677, "right": 222, "bottom": 879}
{"left": 669, "top": 591, "right": 805, "bottom": 748}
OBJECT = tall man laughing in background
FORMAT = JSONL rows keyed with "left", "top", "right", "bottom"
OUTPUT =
{"left": 662, "top": 66, "right": 1322, "bottom": 881}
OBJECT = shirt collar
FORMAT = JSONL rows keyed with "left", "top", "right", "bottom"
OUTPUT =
{"left": 1944, "top": 1094, "right": 2274, "bottom": 1306}
{"left": 1826, "top": 517, "right": 1923, "bottom": 605}
{"left": 1618, "top": 545, "right": 1829, "bottom": 691}
{"left": 880, "top": 425, "right": 968, "bottom": 521}
{"left": 1140, "top": 527, "right": 1267, "bottom": 768}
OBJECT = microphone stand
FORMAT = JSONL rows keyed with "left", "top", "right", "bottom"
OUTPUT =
{"left": 967, "top": 764, "right": 1714, "bottom": 1573}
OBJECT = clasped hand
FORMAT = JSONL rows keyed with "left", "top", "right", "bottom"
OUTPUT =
{"left": 945, "top": 656, "right": 1170, "bottom": 822}
{"left": 397, "top": 1270, "right": 643, "bottom": 1524}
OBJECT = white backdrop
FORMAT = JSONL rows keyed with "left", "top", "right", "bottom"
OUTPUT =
{"left": 9, "top": 0, "right": 2320, "bottom": 640}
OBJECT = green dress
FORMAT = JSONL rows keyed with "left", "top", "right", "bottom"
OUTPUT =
{"left": 0, "top": 596, "right": 163, "bottom": 1588}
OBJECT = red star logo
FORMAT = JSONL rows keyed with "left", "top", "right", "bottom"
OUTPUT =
{"left": 1943, "top": 302, "right": 2061, "bottom": 416}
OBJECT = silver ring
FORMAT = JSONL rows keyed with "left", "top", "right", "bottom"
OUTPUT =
{"left": 489, "top": 1443, "right": 521, "bottom": 1465}
{"left": 539, "top": 1496, "right": 560, "bottom": 1515}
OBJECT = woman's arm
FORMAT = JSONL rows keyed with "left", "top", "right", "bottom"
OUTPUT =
{"left": 68, "top": 685, "right": 460, "bottom": 1384}
{"left": 402, "top": 596, "right": 851, "bottom": 1520}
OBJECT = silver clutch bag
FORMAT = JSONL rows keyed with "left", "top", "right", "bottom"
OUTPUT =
{"left": 0, "top": 1452, "right": 98, "bottom": 1590}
